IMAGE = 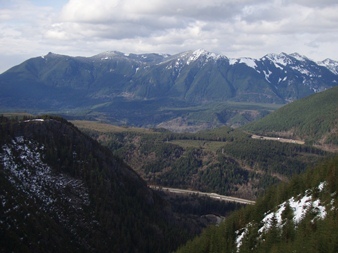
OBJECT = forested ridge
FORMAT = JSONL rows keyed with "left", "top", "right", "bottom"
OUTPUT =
{"left": 176, "top": 154, "right": 338, "bottom": 253}
{"left": 0, "top": 115, "right": 194, "bottom": 253}
{"left": 242, "top": 86, "right": 338, "bottom": 150}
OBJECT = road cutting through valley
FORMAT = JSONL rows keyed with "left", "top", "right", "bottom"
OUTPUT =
{"left": 149, "top": 185, "right": 255, "bottom": 205}
{"left": 251, "top": 134, "right": 305, "bottom": 145}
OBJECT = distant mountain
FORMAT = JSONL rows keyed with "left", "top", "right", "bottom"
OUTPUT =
{"left": 0, "top": 116, "right": 189, "bottom": 253}
{"left": 0, "top": 50, "right": 337, "bottom": 128}
{"left": 242, "top": 86, "right": 338, "bottom": 150}
{"left": 176, "top": 154, "right": 338, "bottom": 253}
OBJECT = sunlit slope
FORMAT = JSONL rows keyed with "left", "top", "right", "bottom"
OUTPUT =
{"left": 242, "top": 86, "right": 338, "bottom": 148}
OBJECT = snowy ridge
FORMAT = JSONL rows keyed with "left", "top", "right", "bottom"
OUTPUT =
{"left": 318, "top": 58, "right": 338, "bottom": 75}
{"left": 229, "top": 57, "right": 258, "bottom": 70}
{"left": 264, "top": 52, "right": 312, "bottom": 66}
{"left": 235, "top": 182, "right": 333, "bottom": 251}
{"left": 264, "top": 53, "right": 293, "bottom": 67}
{"left": 93, "top": 51, "right": 122, "bottom": 61}
{"left": 163, "top": 49, "right": 224, "bottom": 72}
{"left": 186, "top": 49, "right": 225, "bottom": 65}
{"left": 259, "top": 52, "right": 336, "bottom": 85}
{"left": 165, "top": 49, "right": 225, "bottom": 67}
{"left": 87, "top": 49, "right": 338, "bottom": 79}
{"left": 290, "top": 52, "right": 309, "bottom": 62}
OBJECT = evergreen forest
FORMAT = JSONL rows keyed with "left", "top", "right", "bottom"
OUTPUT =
{"left": 75, "top": 121, "right": 327, "bottom": 200}
{"left": 176, "top": 154, "right": 338, "bottom": 253}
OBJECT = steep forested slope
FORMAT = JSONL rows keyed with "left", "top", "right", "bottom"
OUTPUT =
{"left": 176, "top": 154, "right": 338, "bottom": 253}
{"left": 242, "top": 86, "right": 338, "bottom": 150}
{"left": 0, "top": 116, "right": 190, "bottom": 253}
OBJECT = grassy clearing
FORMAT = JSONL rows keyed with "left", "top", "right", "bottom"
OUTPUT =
{"left": 71, "top": 120, "right": 158, "bottom": 134}
{"left": 0, "top": 112, "right": 34, "bottom": 118}
{"left": 160, "top": 101, "right": 281, "bottom": 112}
{"left": 225, "top": 101, "right": 283, "bottom": 110}
{"left": 169, "top": 140, "right": 227, "bottom": 152}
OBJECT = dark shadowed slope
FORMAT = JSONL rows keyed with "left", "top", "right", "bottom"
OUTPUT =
{"left": 0, "top": 115, "right": 189, "bottom": 253}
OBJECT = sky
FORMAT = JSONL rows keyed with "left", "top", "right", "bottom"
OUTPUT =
{"left": 1, "top": 0, "right": 338, "bottom": 73}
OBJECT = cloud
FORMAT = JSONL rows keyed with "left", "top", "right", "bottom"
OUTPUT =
{"left": 60, "top": 0, "right": 250, "bottom": 23}
{"left": 0, "top": 0, "right": 338, "bottom": 73}
{"left": 285, "top": 0, "right": 338, "bottom": 8}
{"left": 55, "top": 0, "right": 338, "bottom": 47}
{"left": 0, "top": 1, "right": 55, "bottom": 52}
{"left": 57, "top": 0, "right": 242, "bottom": 40}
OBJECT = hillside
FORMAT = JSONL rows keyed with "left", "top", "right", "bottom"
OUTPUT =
{"left": 242, "top": 86, "right": 338, "bottom": 151}
{"left": 0, "top": 116, "right": 193, "bottom": 253}
{"left": 0, "top": 50, "right": 337, "bottom": 129}
{"left": 74, "top": 121, "right": 328, "bottom": 200}
{"left": 176, "top": 154, "right": 338, "bottom": 253}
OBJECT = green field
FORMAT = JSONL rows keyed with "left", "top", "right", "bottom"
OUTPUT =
{"left": 169, "top": 139, "right": 228, "bottom": 152}
{"left": 71, "top": 120, "right": 159, "bottom": 134}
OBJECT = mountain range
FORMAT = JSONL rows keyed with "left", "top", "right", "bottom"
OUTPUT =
{"left": 1, "top": 50, "right": 337, "bottom": 129}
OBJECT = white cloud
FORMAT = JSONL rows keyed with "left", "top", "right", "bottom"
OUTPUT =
{"left": 0, "top": 0, "right": 338, "bottom": 73}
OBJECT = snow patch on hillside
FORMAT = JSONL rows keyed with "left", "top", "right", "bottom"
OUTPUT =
{"left": 263, "top": 70, "right": 272, "bottom": 83}
{"left": 240, "top": 58, "right": 257, "bottom": 69}
{"left": 0, "top": 136, "right": 90, "bottom": 218}
{"left": 291, "top": 65, "right": 312, "bottom": 76}
{"left": 229, "top": 57, "right": 258, "bottom": 70}
{"left": 236, "top": 182, "right": 330, "bottom": 252}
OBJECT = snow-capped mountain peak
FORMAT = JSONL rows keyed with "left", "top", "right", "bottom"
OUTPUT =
{"left": 321, "top": 58, "right": 337, "bottom": 65}
{"left": 185, "top": 49, "right": 225, "bottom": 64}
{"left": 263, "top": 52, "right": 294, "bottom": 67}
{"left": 161, "top": 49, "right": 225, "bottom": 68}
{"left": 318, "top": 58, "right": 338, "bottom": 75}
{"left": 93, "top": 51, "right": 125, "bottom": 60}
{"left": 290, "top": 52, "right": 310, "bottom": 62}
